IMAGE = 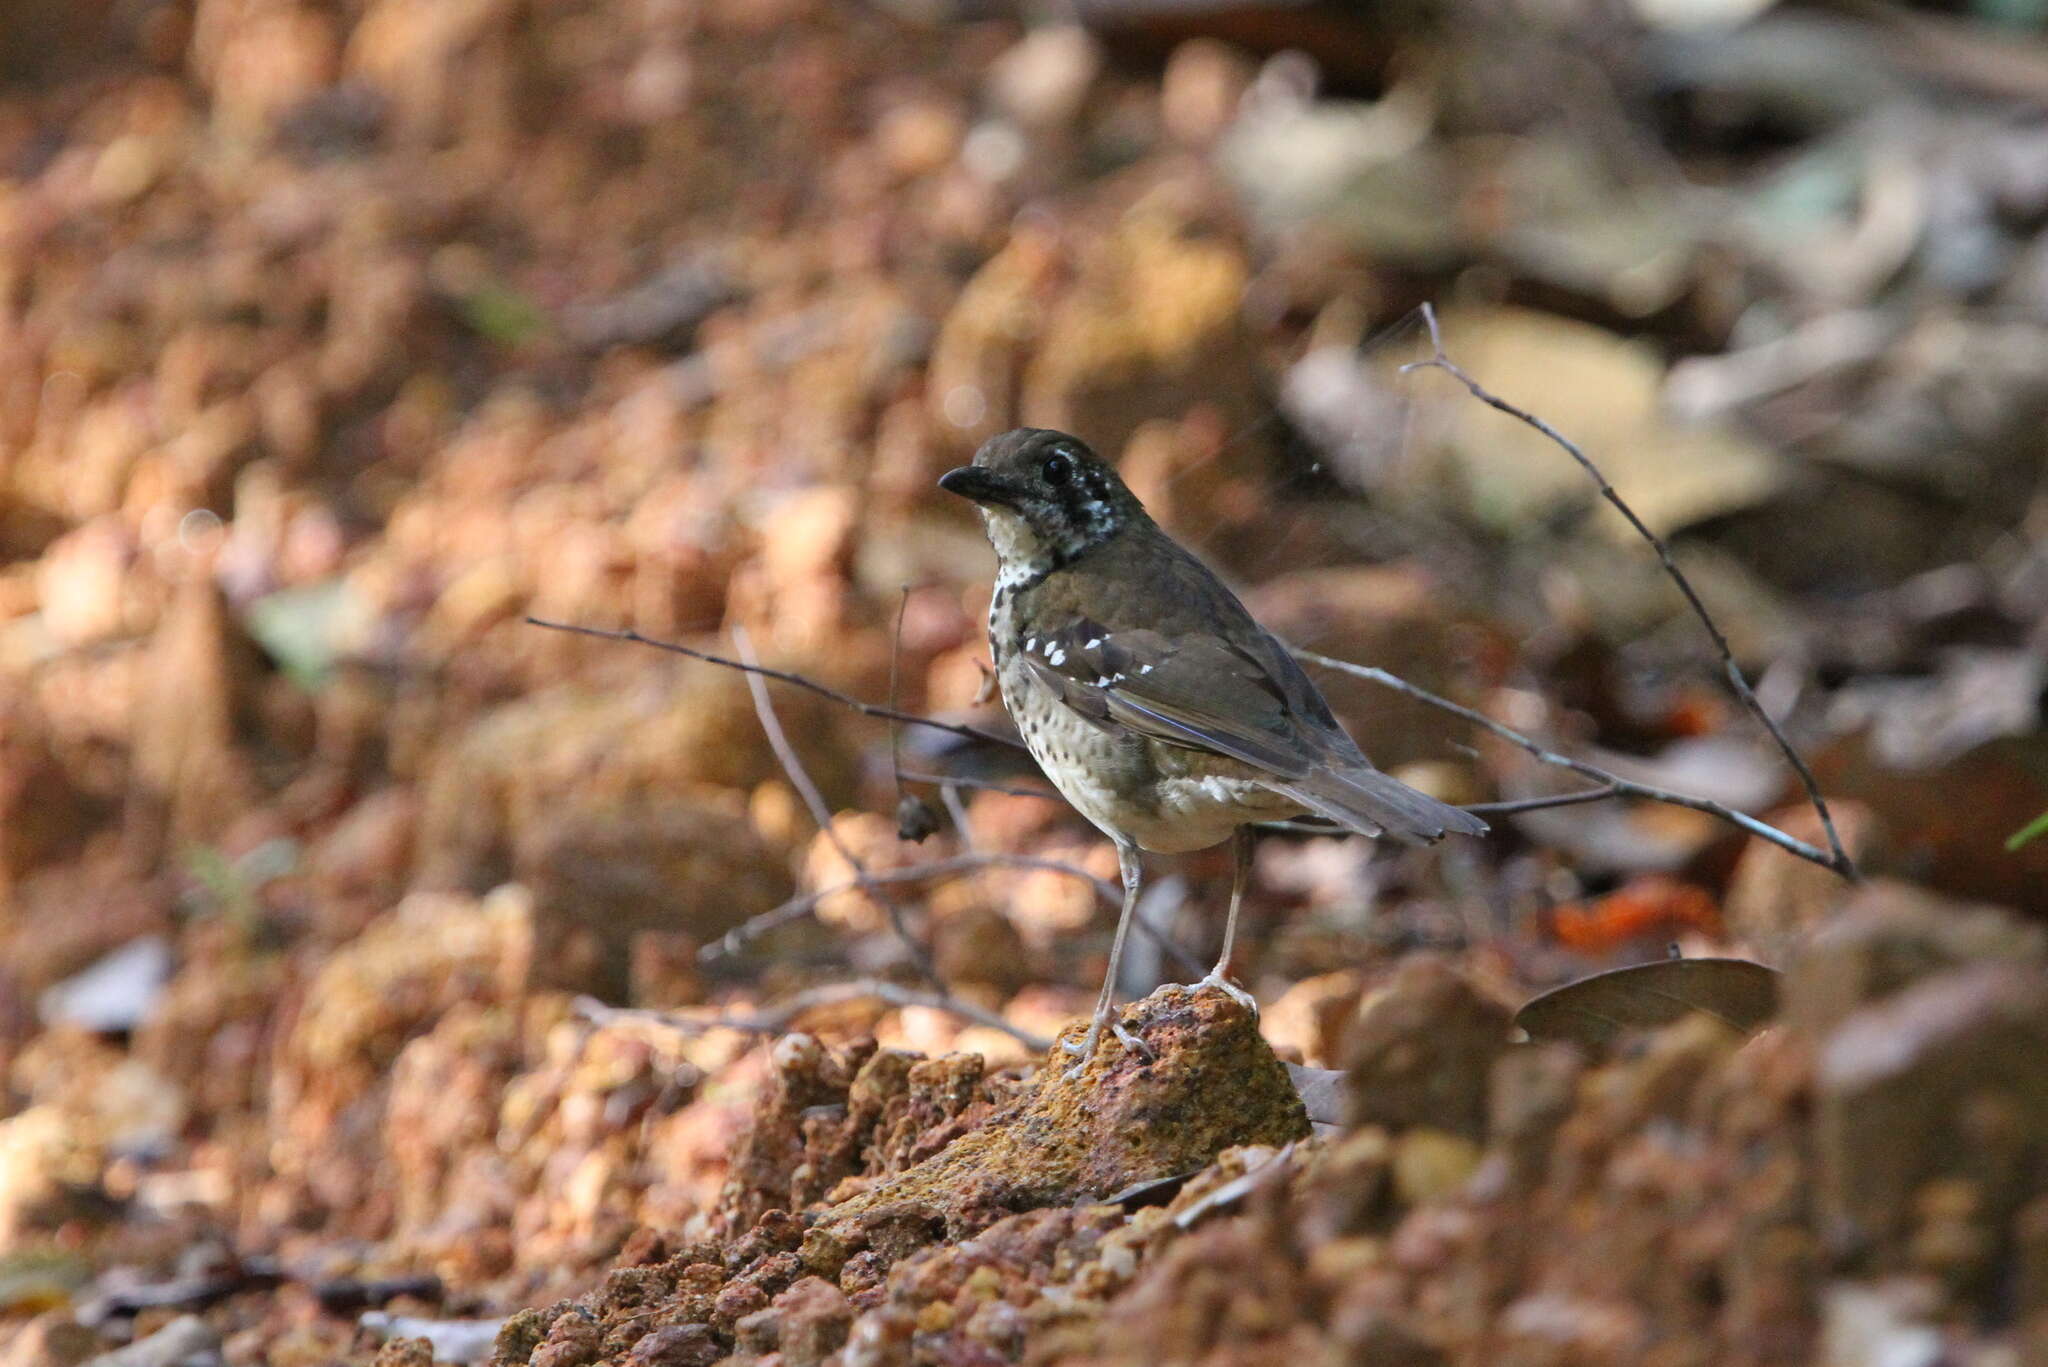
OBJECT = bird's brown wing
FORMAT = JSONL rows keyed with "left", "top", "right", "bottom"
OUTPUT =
{"left": 1018, "top": 617, "right": 1320, "bottom": 778}
{"left": 1020, "top": 614, "right": 1489, "bottom": 844}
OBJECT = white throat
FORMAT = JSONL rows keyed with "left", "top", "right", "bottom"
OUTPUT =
{"left": 980, "top": 506, "right": 1055, "bottom": 580}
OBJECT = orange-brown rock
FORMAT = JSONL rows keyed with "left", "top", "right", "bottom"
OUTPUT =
{"left": 513, "top": 790, "right": 794, "bottom": 1001}
{"left": 814, "top": 987, "right": 1308, "bottom": 1262}
{"left": 415, "top": 674, "right": 849, "bottom": 896}
{"left": 1343, "top": 956, "right": 1510, "bottom": 1141}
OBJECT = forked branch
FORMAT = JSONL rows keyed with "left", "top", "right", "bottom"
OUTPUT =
{"left": 733, "top": 627, "right": 940, "bottom": 986}
{"left": 1397, "top": 302, "right": 1858, "bottom": 882}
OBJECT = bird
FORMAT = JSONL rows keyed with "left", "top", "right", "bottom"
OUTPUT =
{"left": 939, "top": 427, "right": 1488, "bottom": 1074}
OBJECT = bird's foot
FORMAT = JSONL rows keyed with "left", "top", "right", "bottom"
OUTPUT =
{"left": 1060, "top": 1013, "right": 1154, "bottom": 1079}
{"left": 1112, "top": 1019, "right": 1155, "bottom": 1062}
{"left": 1196, "top": 967, "right": 1258, "bottom": 1016}
{"left": 1061, "top": 1018, "right": 1102, "bottom": 1079}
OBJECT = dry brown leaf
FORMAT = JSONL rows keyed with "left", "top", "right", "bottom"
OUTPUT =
{"left": 1515, "top": 957, "right": 1781, "bottom": 1049}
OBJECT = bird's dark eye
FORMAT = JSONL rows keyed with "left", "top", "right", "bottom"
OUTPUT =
{"left": 1042, "top": 452, "right": 1072, "bottom": 485}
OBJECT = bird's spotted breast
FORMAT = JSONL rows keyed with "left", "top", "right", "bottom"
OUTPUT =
{"left": 989, "top": 577, "right": 1300, "bottom": 853}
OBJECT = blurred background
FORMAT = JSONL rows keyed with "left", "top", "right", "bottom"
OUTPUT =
{"left": 1, "top": 0, "right": 2047, "bottom": 1363}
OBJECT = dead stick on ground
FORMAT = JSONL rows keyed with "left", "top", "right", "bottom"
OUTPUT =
{"left": 733, "top": 627, "right": 941, "bottom": 987}
{"left": 576, "top": 986, "right": 1053, "bottom": 1053}
{"left": 1388, "top": 301, "right": 1854, "bottom": 879}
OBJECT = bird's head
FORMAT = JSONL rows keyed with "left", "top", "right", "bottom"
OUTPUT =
{"left": 938, "top": 428, "right": 1146, "bottom": 572}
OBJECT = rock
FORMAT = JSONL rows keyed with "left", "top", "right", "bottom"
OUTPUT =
{"left": 814, "top": 986, "right": 1308, "bottom": 1263}
{"left": 1160, "top": 38, "right": 1254, "bottom": 149}
{"left": 1090, "top": 1179, "right": 1324, "bottom": 1365}
{"left": 1722, "top": 801, "right": 1879, "bottom": 963}
{"left": 930, "top": 900, "right": 1032, "bottom": 998}
{"left": 0, "top": 1028, "right": 186, "bottom": 1241}
{"left": 416, "top": 675, "right": 846, "bottom": 896}
{"left": 36, "top": 936, "right": 170, "bottom": 1034}
{"left": 1785, "top": 880, "right": 2046, "bottom": 1035}
{"left": 0, "top": 1105, "right": 104, "bottom": 1246}
{"left": 513, "top": 792, "right": 794, "bottom": 1000}
{"left": 267, "top": 890, "right": 527, "bottom": 1233}
{"left": 1019, "top": 209, "right": 1270, "bottom": 475}
{"left": 528, "top": 1306, "right": 602, "bottom": 1367}
{"left": 768, "top": 1276, "right": 854, "bottom": 1366}
{"left": 0, "top": 1310, "right": 98, "bottom": 1367}
{"left": 382, "top": 1000, "right": 526, "bottom": 1271}
{"left": 361, "top": 1315, "right": 505, "bottom": 1366}
{"left": 1343, "top": 957, "right": 1511, "bottom": 1141}
{"left": 984, "top": 26, "right": 1101, "bottom": 130}
{"left": 1818, "top": 1281, "right": 1944, "bottom": 1367}
{"left": 306, "top": 787, "right": 420, "bottom": 940}
{"left": 35, "top": 518, "right": 139, "bottom": 648}
{"left": 1487, "top": 1044, "right": 1583, "bottom": 1192}
{"left": 371, "top": 1337, "right": 435, "bottom": 1367}
{"left": 1390, "top": 1129, "right": 1483, "bottom": 1207}
{"left": 619, "top": 1323, "right": 720, "bottom": 1367}
{"left": 716, "top": 1034, "right": 869, "bottom": 1236}
{"left": 1300, "top": 1130, "right": 1402, "bottom": 1247}
{"left": 0, "top": 688, "right": 90, "bottom": 918}
{"left": 1814, "top": 962, "right": 2048, "bottom": 1259}
{"left": 80, "top": 1314, "right": 219, "bottom": 1367}
{"left": 127, "top": 562, "right": 266, "bottom": 853}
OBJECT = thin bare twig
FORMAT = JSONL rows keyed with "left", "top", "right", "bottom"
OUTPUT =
{"left": 1400, "top": 302, "right": 1858, "bottom": 882}
{"left": 1464, "top": 785, "right": 1622, "bottom": 815}
{"left": 734, "top": 627, "right": 940, "bottom": 986}
{"left": 898, "top": 769, "right": 1055, "bottom": 800}
{"left": 888, "top": 586, "right": 912, "bottom": 807}
{"left": 524, "top": 616, "right": 1025, "bottom": 752}
{"left": 1296, "top": 651, "right": 1842, "bottom": 868}
{"left": 576, "top": 986, "right": 1053, "bottom": 1053}
{"left": 938, "top": 782, "right": 976, "bottom": 850}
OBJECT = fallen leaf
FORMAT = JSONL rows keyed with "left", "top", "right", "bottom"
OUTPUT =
{"left": 1284, "top": 1061, "right": 1351, "bottom": 1128}
{"left": 1516, "top": 958, "right": 1781, "bottom": 1048}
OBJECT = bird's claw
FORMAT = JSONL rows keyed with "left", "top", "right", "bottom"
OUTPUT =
{"left": 1060, "top": 1014, "right": 1154, "bottom": 1079}
{"left": 1062, "top": 1019, "right": 1103, "bottom": 1079}
{"left": 1198, "top": 968, "right": 1258, "bottom": 1016}
{"left": 1112, "top": 1020, "right": 1155, "bottom": 1062}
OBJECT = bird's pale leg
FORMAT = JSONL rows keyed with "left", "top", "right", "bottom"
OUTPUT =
{"left": 1198, "top": 825, "right": 1258, "bottom": 1014}
{"left": 1063, "top": 842, "right": 1154, "bottom": 1077}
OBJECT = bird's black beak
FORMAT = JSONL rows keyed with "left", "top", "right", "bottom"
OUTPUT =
{"left": 938, "top": 466, "right": 1021, "bottom": 509}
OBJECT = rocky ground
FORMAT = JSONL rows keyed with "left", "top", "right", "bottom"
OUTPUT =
{"left": 0, "top": 1, "right": 2045, "bottom": 1364}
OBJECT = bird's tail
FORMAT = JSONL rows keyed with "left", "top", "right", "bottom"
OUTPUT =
{"left": 1270, "top": 763, "right": 1489, "bottom": 846}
